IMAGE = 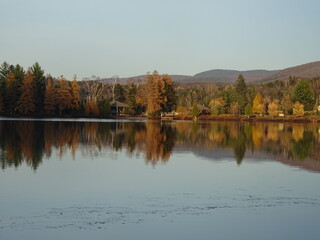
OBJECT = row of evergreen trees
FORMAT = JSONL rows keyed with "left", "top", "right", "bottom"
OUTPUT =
{"left": 0, "top": 62, "right": 82, "bottom": 116}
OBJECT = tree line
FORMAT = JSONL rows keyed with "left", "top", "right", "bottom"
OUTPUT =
{"left": 0, "top": 62, "right": 177, "bottom": 117}
{"left": 0, "top": 62, "right": 81, "bottom": 116}
{"left": 176, "top": 74, "right": 318, "bottom": 117}
{"left": 0, "top": 61, "right": 318, "bottom": 117}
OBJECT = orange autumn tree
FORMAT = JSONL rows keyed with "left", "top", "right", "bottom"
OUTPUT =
{"left": 55, "top": 75, "right": 72, "bottom": 116}
{"left": 44, "top": 78, "right": 55, "bottom": 115}
{"left": 70, "top": 74, "right": 80, "bottom": 112}
{"left": 146, "top": 71, "right": 166, "bottom": 116}
{"left": 16, "top": 72, "right": 36, "bottom": 114}
{"left": 136, "top": 84, "right": 148, "bottom": 110}
{"left": 5, "top": 72, "right": 19, "bottom": 115}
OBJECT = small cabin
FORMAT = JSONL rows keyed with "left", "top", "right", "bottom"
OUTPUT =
{"left": 110, "top": 100, "right": 127, "bottom": 115}
{"left": 197, "top": 104, "right": 211, "bottom": 115}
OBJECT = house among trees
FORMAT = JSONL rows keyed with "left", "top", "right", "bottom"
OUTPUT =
{"left": 110, "top": 100, "right": 127, "bottom": 115}
{"left": 197, "top": 105, "right": 211, "bottom": 115}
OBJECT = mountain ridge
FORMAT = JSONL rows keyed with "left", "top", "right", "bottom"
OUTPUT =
{"left": 98, "top": 61, "right": 320, "bottom": 85}
{"left": 261, "top": 61, "right": 320, "bottom": 82}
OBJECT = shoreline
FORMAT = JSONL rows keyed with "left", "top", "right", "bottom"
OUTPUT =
{"left": 1, "top": 114, "right": 320, "bottom": 123}
{"left": 173, "top": 115, "right": 320, "bottom": 123}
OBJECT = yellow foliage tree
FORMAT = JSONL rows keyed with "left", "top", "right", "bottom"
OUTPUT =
{"left": 293, "top": 102, "right": 304, "bottom": 117}
{"left": 16, "top": 72, "right": 36, "bottom": 115}
{"left": 209, "top": 97, "right": 226, "bottom": 115}
{"left": 253, "top": 93, "right": 265, "bottom": 115}
{"left": 268, "top": 100, "right": 279, "bottom": 117}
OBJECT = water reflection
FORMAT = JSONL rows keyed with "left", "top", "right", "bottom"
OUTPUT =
{"left": 1, "top": 120, "right": 320, "bottom": 171}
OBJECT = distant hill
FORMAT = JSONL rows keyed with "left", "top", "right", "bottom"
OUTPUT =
{"left": 97, "top": 61, "right": 320, "bottom": 85}
{"left": 178, "top": 61, "right": 320, "bottom": 84}
{"left": 261, "top": 61, "right": 320, "bottom": 82}
{"left": 191, "top": 69, "right": 278, "bottom": 83}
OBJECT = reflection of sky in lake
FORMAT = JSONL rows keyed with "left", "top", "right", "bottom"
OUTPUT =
{"left": 1, "top": 120, "right": 320, "bottom": 239}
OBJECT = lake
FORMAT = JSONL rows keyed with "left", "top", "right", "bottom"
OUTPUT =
{"left": 1, "top": 119, "right": 320, "bottom": 240}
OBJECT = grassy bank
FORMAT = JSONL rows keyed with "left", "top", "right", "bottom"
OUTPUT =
{"left": 171, "top": 114, "right": 320, "bottom": 123}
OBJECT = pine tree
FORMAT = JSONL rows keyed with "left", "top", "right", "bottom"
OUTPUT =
{"left": 13, "top": 64, "right": 25, "bottom": 85}
{"left": 0, "top": 62, "right": 11, "bottom": 114}
{"left": 244, "top": 104, "right": 253, "bottom": 116}
{"left": 162, "top": 74, "right": 177, "bottom": 112}
{"left": 125, "top": 83, "right": 138, "bottom": 115}
{"left": 16, "top": 72, "right": 36, "bottom": 115}
{"left": 114, "top": 83, "right": 126, "bottom": 102}
{"left": 235, "top": 74, "right": 247, "bottom": 95}
{"left": 0, "top": 62, "right": 11, "bottom": 81}
{"left": 70, "top": 75, "right": 80, "bottom": 112}
{"left": 235, "top": 74, "right": 248, "bottom": 114}
{"left": 30, "top": 62, "right": 46, "bottom": 113}
{"left": 44, "top": 78, "right": 56, "bottom": 115}
{"left": 292, "top": 79, "right": 314, "bottom": 111}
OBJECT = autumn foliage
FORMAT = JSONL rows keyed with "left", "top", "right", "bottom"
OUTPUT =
{"left": 253, "top": 93, "right": 265, "bottom": 115}
{"left": 0, "top": 61, "right": 319, "bottom": 119}
{"left": 71, "top": 75, "right": 81, "bottom": 111}
{"left": 44, "top": 78, "right": 55, "bottom": 114}
{"left": 16, "top": 72, "right": 35, "bottom": 114}
{"left": 0, "top": 62, "right": 83, "bottom": 117}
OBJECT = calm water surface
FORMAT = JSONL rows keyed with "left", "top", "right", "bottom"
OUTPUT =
{"left": 0, "top": 119, "right": 320, "bottom": 240}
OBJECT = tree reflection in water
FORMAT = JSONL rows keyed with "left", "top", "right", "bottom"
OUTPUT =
{"left": 1, "top": 120, "right": 320, "bottom": 171}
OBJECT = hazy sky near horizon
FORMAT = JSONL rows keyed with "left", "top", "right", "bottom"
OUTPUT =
{"left": 1, "top": 0, "right": 320, "bottom": 79}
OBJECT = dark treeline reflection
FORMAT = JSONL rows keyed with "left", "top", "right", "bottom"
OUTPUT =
{"left": 1, "top": 120, "right": 320, "bottom": 171}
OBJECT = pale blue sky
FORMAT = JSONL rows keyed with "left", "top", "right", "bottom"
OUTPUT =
{"left": 1, "top": 0, "right": 319, "bottom": 79}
